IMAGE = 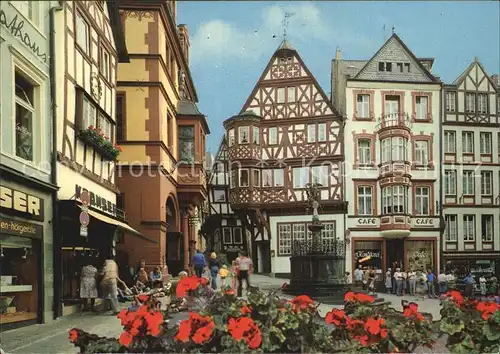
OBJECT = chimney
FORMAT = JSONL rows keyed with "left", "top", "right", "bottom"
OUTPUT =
{"left": 335, "top": 46, "right": 342, "bottom": 60}
{"left": 491, "top": 74, "right": 499, "bottom": 87}
{"left": 178, "top": 24, "right": 190, "bottom": 66}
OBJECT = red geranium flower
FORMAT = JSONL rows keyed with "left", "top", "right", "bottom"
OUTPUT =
{"left": 240, "top": 305, "right": 252, "bottom": 316}
{"left": 365, "top": 317, "right": 387, "bottom": 337}
{"left": 137, "top": 295, "right": 149, "bottom": 303}
{"left": 225, "top": 288, "right": 236, "bottom": 296}
{"left": 227, "top": 317, "right": 262, "bottom": 349}
{"left": 176, "top": 275, "right": 205, "bottom": 297}
{"left": 145, "top": 311, "right": 164, "bottom": 336}
{"left": 289, "top": 295, "right": 315, "bottom": 312}
{"left": 344, "top": 291, "right": 356, "bottom": 302}
{"left": 119, "top": 331, "right": 134, "bottom": 347}
{"left": 476, "top": 301, "right": 500, "bottom": 320}
{"left": 68, "top": 328, "right": 79, "bottom": 343}
{"left": 444, "top": 290, "right": 465, "bottom": 306}
{"left": 175, "top": 312, "right": 215, "bottom": 344}
{"left": 344, "top": 291, "right": 375, "bottom": 303}
{"left": 325, "top": 309, "right": 349, "bottom": 327}
{"left": 88, "top": 125, "right": 94, "bottom": 130}
{"left": 403, "top": 302, "right": 424, "bottom": 322}
{"left": 354, "top": 334, "right": 370, "bottom": 346}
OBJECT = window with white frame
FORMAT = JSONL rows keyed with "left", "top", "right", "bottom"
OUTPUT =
{"left": 415, "top": 186, "right": 430, "bottom": 215}
{"left": 318, "top": 123, "right": 326, "bottom": 142}
{"left": 228, "top": 129, "right": 235, "bottom": 146}
{"left": 444, "top": 215, "right": 457, "bottom": 241}
{"left": 444, "top": 170, "right": 457, "bottom": 195}
{"left": 15, "top": 72, "right": 36, "bottom": 162}
{"left": 239, "top": 169, "right": 249, "bottom": 187}
{"left": 230, "top": 170, "right": 237, "bottom": 188}
{"left": 312, "top": 165, "right": 328, "bottom": 186}
{"left": 213, "top": 189, "right": 226, "bottom": 202}
{"left": 277, "top": 87, "right": 285, "bottom": 103}
{"left": 357, "top": 139, "right": 371, "bottom": 165}
{"left": 462, "top": 171, "right": 475, "bottom": 195}
{"left": 478, "top": 94, "right": 488, "bottom": 114}
{"left": 321, "top": 223, "right": 336, "bottom": 252}
{"left": 392, "top": 185, "right": 406, "bottom": 214}
{"left": 252, "top": 127, "right": 259, "bottom": 145}
{"left": 463, "top": 215, "right": 475, "bottom": 241}
{"left": 292, "top": 224, "right": 307, "bottom": 243}
{"left": 481, "top": 215, "right": 493, "bottom": 242}
{"left": 287, "top": 87, "right": 296, "bottom": 102}
{"left": 100, "top": 48, "right": 111, "bottom": 81}
{"left": 382, "top": 187, "right": 392, "bottom": 214}
{"left": 415, "top": 96, "right": 428, "bottom": 120}
{"left": 268, "top": 127, "right": 278, "bottom": 145}
{"left": 222, "top": 227, "right": 232, "bottom": 244}
{"left": 357, "top": 94, "right": 370, "bottom": 118}
{"left": 381, "top": 138, "right": 391, "bottom": 162}
{"left": 233, "top": 228, "right": 243, "bottom": 244}
{"left": 307, "top": 124, "right": 316, "bottom": 143}
{"left": 481, "top": 171, "right": 492, "bottom": 195}
{"left": 466, "top": 93, "right": 476, "bottom": 113}
{"left": 414, "top": 140, "right": 429, "bottom": 165}
{"left": 385, "top": 95, "right": 400, "bottom": 116}
{"left": 252, "top": 169, "right": 260, "bottom": 187}
{"left": 76, "top": 12, "right": 90, "bottom": 54}
{"left": 82, "top": 96, "right": 97, "bottom": 129}
{"left": 12, "top": 1, "right": 34, "bottom": 22}
{"left": 293, "top": 167, "right": 309, "bottom": 188}
{"left": 444, "top": 131, "right": 456, "bottom": 153}
{"left": 480, "top": 132, "right": 492, "bottom": 154}
{"left": 446, "top": 92, "right": 456, "bottom": 112}
{"left": 462, "top": 132, "right": 474, "bottom": 154}
{"left": 357, "top": 186, "right": 373, "bottom": 215}
{"left": 98, "top": 114, "right": 112, "bottom": 141}
{"left": 262, "top": 170, "right": 272, "bottom": 187}
{"left": 239, "top": 126, "right": 249, "bottom": 144}
{"left": 392, "top": 137, "right": 407, "bottom": 161}
{"left": 278, "top": 224, "right": 292, "bottom": 255}
{"left": 274, "top": 169, "right": 284, "bottom": 187}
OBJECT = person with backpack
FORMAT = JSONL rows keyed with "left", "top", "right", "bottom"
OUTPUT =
{"left": 192, "top": 250, "right": 206, "bottom": 277}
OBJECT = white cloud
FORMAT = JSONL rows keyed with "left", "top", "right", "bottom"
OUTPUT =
{"left": 190, "top": 3, "right": 337, "bottom": 64}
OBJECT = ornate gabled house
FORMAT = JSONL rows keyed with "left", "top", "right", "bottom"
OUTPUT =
{"left": 202, "top": 137, "right": 246, "bottom": 265}
{"left": 52, "top": 0, "right": 134, "bottom": 317}
{"left": 332, "top": 33, "right": 442, "bottom": 277}
{"left": 442, "top": 58, "right": 500, "bottom": 279}
{"left": 223, "top": 40, "right": 346, "bottom": 276}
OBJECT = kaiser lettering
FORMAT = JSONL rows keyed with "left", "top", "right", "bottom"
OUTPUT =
{"left": 0, "top": 186, "right": 44, "bottom": 221}
{"left": 75, "top": 185, "right": 117, "bottom": 216}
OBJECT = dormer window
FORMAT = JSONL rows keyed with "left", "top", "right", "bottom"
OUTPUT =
{"left": 378, "top": 62, "right": 392, "bottom": 72}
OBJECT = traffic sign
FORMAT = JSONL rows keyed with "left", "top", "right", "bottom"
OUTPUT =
{"left": 81, "top": 190, "right": 90, "bottom": 206}
{"left": 79, "top": 211, "right": 90, "bottom": 227}
{"left": 80, "top": 226, "right": 88, "bottom": 237}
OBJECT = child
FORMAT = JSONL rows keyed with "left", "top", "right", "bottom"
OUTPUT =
{"left": 230, "top": 260, "right": 238, "bottom": 290}
{"left": 219, "top": 265, "right": 230, "bottom": 287}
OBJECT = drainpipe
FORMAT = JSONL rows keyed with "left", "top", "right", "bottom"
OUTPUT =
{"left": 342, "top": 118, "right": 348, "bottom": 274}
{"left": 438, "top": 83, "right": 444, "bottom": 272}
{"left": 50, "top": 0, "right": 64, "bottom": 319}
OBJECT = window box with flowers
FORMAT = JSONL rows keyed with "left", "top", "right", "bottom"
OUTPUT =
{"left": 77, "top": 125, "right": 122, "bottom": 161}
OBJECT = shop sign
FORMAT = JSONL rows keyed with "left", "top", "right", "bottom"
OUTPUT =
{"left": 413, "top": 218, "right": 436, "bottom": 227}
{"left": 356, "top": 217, "right": 379, "bottom": 227}
{"left": 0, "top": 186, "right": 44, "bottom": 221}
{"left": 354, "top": 250, "right": 381, "bottom": 259}
{"left": 75, "top": 185, "right": 117, "bottom": 216}
{"left": 0, "top": 216, "right": 43, "bottom": 238}
{"left": 80, "top": 225, "right": 88, "bottom": 237}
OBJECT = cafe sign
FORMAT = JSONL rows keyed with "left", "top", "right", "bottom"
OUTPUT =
{"left": 75, "top": 185, "right": 117, "bottom": 216}
{"left": 0, "top": 186, "right": 44, "bottom": 221}
{"left": 355, "top": 217, "right": 379, "bottom": 227}
{"left": 354, "top": 250, "right": 381, "bottom": 259}
{"left": 412, "top": 217, "right": 437, "bottom": 228}
{"left": 0, "top": 216, "right": 43, "bottom": 238}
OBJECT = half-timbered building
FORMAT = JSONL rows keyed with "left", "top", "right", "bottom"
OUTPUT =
{"left": 115, "top": 0, "right": 209, "bottom": 276}
{"left": 223, "top": 40, "right": 346, "bottom": 276}
{"left": 442, "top": 58, "right": 500, "bottom": 279}
{"left": 52, "top": 0, "right": 134, "bottom": 317}
{"left": 332, "top": 33, "right": 442, "bottom": 277}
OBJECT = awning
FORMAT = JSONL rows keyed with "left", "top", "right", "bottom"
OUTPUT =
{"left": 79, "top": 206, "right": 157, "bottom": 244}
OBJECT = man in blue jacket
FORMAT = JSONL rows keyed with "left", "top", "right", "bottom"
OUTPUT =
{"left": 192, "top": 250, "right": 206, "bottom": 277}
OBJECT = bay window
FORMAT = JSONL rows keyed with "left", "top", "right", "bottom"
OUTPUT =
{"left": 228, "top": 129, "right": 235, "bottom": 146}
{"left": 381, "top": 138, "right": 391, "bottom": 162}
{"left": 179, "top": 126, "right": 195, "bottom": 162}
{"left": 382, "top": 187, "right": 392, "bottom": 214}
{"left": 382, "top": 185, "right": 408, "bottom": 214}
{"left": 381, "top": 137, "right": 408, "bottom": 162}
{"left": 15, "top": 72, "right": 35, "bottom": 162}
{"left": 274, "top": 169, "right": 284, "bottom": 187}
{"left": 262, "top": 169, "right": 284, "bottom": 187}
{"left": 252, "top": 127, "right": 259, "bottom": 145}
{"left": 239, "top": 169, "right": 249, "bottom": 187}
{"left": 239, "top": 126, "right": 249, "bottom": 144}
{"left": 252, "top": 169, "right": 260, "bottom": 187}
{"left": 230, "top": 170, "right": 237, "bottom": 188}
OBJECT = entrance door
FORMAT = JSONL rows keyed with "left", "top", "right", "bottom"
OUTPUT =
{"left": 386, "top": 239, "right": 404, "bottom": 270}
{"left": 166, "top": 232, "right": 183, "bottom": 276}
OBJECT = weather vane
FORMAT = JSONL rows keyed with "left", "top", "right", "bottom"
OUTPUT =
{"left": 282, "top": 12, "right": 295, "bottom": 40}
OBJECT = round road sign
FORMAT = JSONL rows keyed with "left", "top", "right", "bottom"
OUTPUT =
{"left": 79, "top": 211, "right": 90, "bottom": 227}
{"left": 81, "top": 190, "right": 90, "bottom": 206}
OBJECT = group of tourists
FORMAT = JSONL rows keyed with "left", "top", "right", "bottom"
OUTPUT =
{"left": 192, "top": 249, "right": 253, "bottom": 297}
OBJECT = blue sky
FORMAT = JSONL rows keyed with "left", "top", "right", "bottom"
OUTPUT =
{"left": 177, "top": 1, "right": 500, "bottom": 155}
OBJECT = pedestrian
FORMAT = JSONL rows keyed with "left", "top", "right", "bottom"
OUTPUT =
{"left": 134, "top": 259, "right": 147, "bottom": 282}
{"left": 407, "top": 268, "right": 416, "bottom": 296}
{"left": 209, "top": 252, "right": 220, "bottom": 290}
{"left": 438, "top": 270, "right": 447, "bottom": 294}
{"left": 446, "top": 271, "right": 456, "bottom": 290}
{"left": 368, "top": 267, "right": 376, "bottom": 294}
{"left": 230, "top": 260, "right": 238, "bottom": 289}
{"left": 426, "top": 269, "right": 437, "bottom": 298}
{"left": 150, "top": 266, "right": 163, "bottom": 287}
{"left": 394, "top": 268, "right": 403, "bottom": 296}
{"left": 101, "top": 258, "right": 126, "bottom": 315}
{"left": 219, "top": 265, "right": 229, "bottom": 287}
{"left": 354, "top": 265, "right": 364, "bottom": 289}
{"left": 463, "top": 272, "right": 475, "bottom": 298}
{"left": 385, "top": 268, "right": 392, "bottom": 293}
{"left": 236, "top": 251, "right": 253, "bottom": 297}
{"left": 80, "top": 257, "right": 98, "bottom": 312}
{"left": 401, "top": 269, "right": 407, "bottom": 296}
{"left": 479, "top": 275, "right": 487, "bottom": 297}
{"left": 192, "top": 250, "right": 206, "bottom": 277}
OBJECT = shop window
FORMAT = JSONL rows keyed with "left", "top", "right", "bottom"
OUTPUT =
{"left": 481, "top": 215, "right": 493, "bottom": 242}
{"left": 178, "top": 126, "right": 195, "bottom": 163}
{"left": 444, "top": 215, "right": 457, "bottom": 241}
{"left": 238, "top": 126, "right": 249, "bottom": 144}
{"left": 239, "top": 169, "right": 249, "bottom": 187}
{"left": 228, "top": 129, "right": 235, "bottom": 147}
{"left": 444, "top": 131, "right": 456, "bottom": 153}
{"left": 0, "top": 236, "right": 40, "bottom": 326}
{"left": 444, "top": 170, "right": 456, "bottom": 195}
{"left": 407, "top": 240, "right": 434, "bottom": 273}
{"left": 15, "top": 72, "right": 35, "bottom": 162}
{"left": 277, "top": 224, "right": 292, "bottom": 255}
{"left": 268, "top": 127, "right": 278, "bottom": 145}
{"left": 213, "top": 189, "right": 226, "bottom": 202}
{"left": 357, "top": 186, "right": 373, "bottom": 216}
{"left": 76, "top": 12, "right": 90, "bottom": 54}
{"left": 353, "top": 240, "right": 382, "bottom": 269}
{"left": 463, "top": 215, "right": 475, "bottom": 241}
{"left": 415, "top": 186, "right": 430, "bottom": 215}
{"left": 481, "top": 171, "right": 492, "bottom": 196}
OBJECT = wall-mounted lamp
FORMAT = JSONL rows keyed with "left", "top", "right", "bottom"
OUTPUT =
{"left": 0, "top": 247, "right": 4, "bottom": 258}
{"left": 22, "top": 248, "right": 28, "bottom": 259}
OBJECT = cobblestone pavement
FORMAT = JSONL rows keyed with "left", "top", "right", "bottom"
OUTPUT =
{"left": 0, "top": 274, "right": 449, "bottom": 353}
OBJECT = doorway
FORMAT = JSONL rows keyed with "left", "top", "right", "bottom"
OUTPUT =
{"left": 386, "top": 239, "right": 404, "bottom": 270}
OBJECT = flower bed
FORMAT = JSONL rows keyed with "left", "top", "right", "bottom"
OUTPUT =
{"left": 78, "top": 126, "right": 122, "bottom": 161}
{"left": 68, "top": 278, "right": 499, "bottom": 353}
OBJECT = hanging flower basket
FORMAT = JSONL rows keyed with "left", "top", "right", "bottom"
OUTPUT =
{"left": 78, "top": 126, "right": 122, "bottom": 161}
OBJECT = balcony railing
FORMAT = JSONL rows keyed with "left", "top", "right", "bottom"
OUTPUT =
{"left": 292, "top": 240, "right": 346, "bottom": 257}
{"left": 375, "top": 113, "right": 412, "bottom": 132}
